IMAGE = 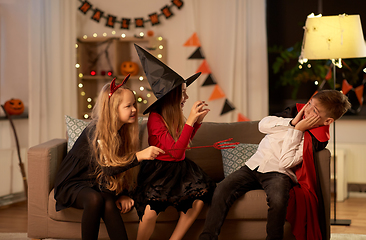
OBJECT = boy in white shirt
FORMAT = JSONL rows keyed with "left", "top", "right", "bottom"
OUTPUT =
{"left": 199, "top": 90, "right": 351, "bottom": 240}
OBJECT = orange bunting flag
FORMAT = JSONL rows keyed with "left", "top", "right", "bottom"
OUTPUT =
{"left": 355, "top": 85, "right": 364, "bottom": 106}
{"left": 238, "top": 113, "right": 250, "bottom": 122}
{"left": 183, "top": 32, "right": 201, "bottom": 47}
{"left": 208, "top": 85, "right": 226, "bottom": 101}
{"left": 342, "top": 79, "right": 353, "bottom": 95}
{"left": 325, "top": 67, "right": 332, "bottom": 80}
{"left": 196, "top": 60, "right": 211, "bottom": 74}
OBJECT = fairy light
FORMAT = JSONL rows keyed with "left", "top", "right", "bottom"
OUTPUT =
{"left": 81, "top": 91, "right": 86, "bottom": 96}
{"left": 299, "top": 65, "right": 303, "bottom": 69}
{"left": 83, "top": 35, "right": 87, "bottom": 39}
{"left": 121, "top": 33, "right": 126, "bottom": 38}
{"left": 363, "top": 68, "right": 366, "bottom": 73}
{"left": 158, "top": 36, "right": 163, "bottom": 41}
{"left": 75, "top": 44, "right": 79, "bottom": 48}
{"left": 79, "top": 73, "right": 84, "bottom": 78}
{"left": 307, "top": 64, "right": 311, "bottom": 68}
{"left": 87, "top": 98, "right": 92, "bottom": 102}
{"left": 137, "top": 97, "right": 143, "bottom": 102}
{"left": 87, "top": 104, "right": 92, "bottom": 109}
{"left": 112, "top": 30, "right": 116, "bottom": 35}
{"left": 93, "top": 33, "right": 98, "bottom": 37}
{"left": 147, "top": 93, "right": 151, "bottom": 98}
{"left": 133, "top": 91, "right": 137, "bottom": 95}
{"left": 143, "top": 100, "right": 148, "bottom": 104}
{"left": 314, "top": 81, "right": 319, "bottom": 85}
{"left": 159, "top": 45, "right": 163, "bottom": 50}
{"left": 157, "top": 54, "right": 162, "bottom": 59}
{"left": 84, "top": 114, "right": 89, "bottom": 119}
{"left": 103, "top": 32, "right": 107, "bottom": 37}
{"left": 140, "top": 86, "right": 144, "bottom": 91}
{"left": 78, "top": 83, "right": 83, "bottom": 88}
{"left": 139, "top": 76, "right": 144, "bottom": 81}
{"left": 75, "top": 63, "right": 80, "bottom": 68}
{"left": 139, "top": 32, "right": 144, "bottom": 37}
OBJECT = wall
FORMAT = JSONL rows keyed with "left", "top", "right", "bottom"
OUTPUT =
{"left": 0, "top": 0, "right": 29, "bottom": 197}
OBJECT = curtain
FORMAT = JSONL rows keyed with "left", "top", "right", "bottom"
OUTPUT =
{"left": 181, "top": 0, "right": 268, "bottom": 122}
{"left": 28, "top": 0, "right": 77, "bottom": 147}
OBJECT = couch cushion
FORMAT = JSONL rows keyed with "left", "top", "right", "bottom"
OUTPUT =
{"left": 221, "top": 143, "right": 258, "bottom": 177}
{"left": 48, "top": 189, "right": 179, "bottom": 223}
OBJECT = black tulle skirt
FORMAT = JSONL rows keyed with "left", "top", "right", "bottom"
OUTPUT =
{"left": 134, "top": 158, "right": 216, "bottom": 220}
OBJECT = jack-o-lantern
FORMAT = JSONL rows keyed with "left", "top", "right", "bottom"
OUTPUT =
{"left": 120, "top": 61, "right": 139, "bottom": 76}
{"left": 4, "top": 98, "right": 25, "bottom": 115}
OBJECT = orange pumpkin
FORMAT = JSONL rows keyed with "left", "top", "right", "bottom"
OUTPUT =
{"left": 120, "top": 61, "right": 139, "bottom": 76}
{"left": 4, "top": 98, "right": 25, "bottom": 115}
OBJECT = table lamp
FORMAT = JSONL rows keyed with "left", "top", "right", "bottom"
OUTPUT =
{"left": 299, "top": 13, "right": 366, "bottom": 226}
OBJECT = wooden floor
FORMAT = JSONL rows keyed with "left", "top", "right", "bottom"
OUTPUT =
{"left": 0, "top": 197, "right": 365, "bottom": 234}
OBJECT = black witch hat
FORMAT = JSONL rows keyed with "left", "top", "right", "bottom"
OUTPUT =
{"left": 134, "top": 44, "right": 201, "bottom": 115}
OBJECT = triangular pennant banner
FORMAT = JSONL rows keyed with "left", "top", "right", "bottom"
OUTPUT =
{"left": 325, "top": 67, "right": 332, "bottom": 80}
{"left": 202, "top": 74, "right": 216, "bottom": 86}
{"left": 238, "top": 113, "right": 250, "bottom": 122}
{"left": 208, "top": 85, "right": 226, "bottom": 101}
{"left": 355, "top": 85, "right": 364, "bottom": 106}
{"left": 196, "top": 60, "right": 211, "bottom": 74}
{"left": 183, "top": 32, "right": 201, "bottom": 47}
{"left": 342, "top": 79, "right": 353, "bottom": 95}
{"left": 188, "top": 47, "right": 205, "bottom": 59}
{"left": 221, "top": 99, "right": 236, "bottom": 115}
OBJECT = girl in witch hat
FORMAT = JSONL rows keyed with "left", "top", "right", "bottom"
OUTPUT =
{"left": 133, "top": 44, "right": 216, "bottom": 240}
{"left": 54, "top": 75, "right": 164, "bottom": 240}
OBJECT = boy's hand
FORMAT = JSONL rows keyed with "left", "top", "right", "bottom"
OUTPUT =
{"left": 291, "top": 102, "right": 309, "bottom": 126}
{"left": 116, "top": 195, "right": 134, "bottom": 214}
{"left": 136, "top": 146, "right": 165, "bottom": 161}
{"left": 295, "top": 115, "right": 320, "bottom": 132}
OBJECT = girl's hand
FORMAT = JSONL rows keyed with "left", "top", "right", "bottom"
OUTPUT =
{"left": 136, "top": 146, "right": 165, "bottom": 161}
{"left": 186, "top": 101, "right": 210, "bottom": 126}
{"left": 295, "top": 114, "right": 320, "bottom": 132}
{"left": 291, "top": 102, "right": 309, "bottom": 126}
{"left": 116, "top": 195, "right": 134, "bottom": 214}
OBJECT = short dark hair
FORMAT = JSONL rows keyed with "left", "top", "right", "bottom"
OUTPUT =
{"left": 313, "top": 90, "right": 351, "bottom": 120}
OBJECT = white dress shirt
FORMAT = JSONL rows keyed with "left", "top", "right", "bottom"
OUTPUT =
{"left": 245, "top": 116, "right": 304, "bottom": 182}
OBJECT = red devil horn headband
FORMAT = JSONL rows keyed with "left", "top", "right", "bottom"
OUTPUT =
{"left": 109, "top": 74, "right": 130, "bottom": 98}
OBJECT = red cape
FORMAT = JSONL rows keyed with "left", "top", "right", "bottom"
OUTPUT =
{"left": 286, "top": 103, "right": 330, "bottom": 240}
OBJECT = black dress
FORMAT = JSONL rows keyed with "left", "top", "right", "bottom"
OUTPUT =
{"left": 54, "top": 123, "right": 139, "bottom": 211}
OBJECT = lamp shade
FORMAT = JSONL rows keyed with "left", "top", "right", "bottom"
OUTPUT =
{"left": 300, "top": 14, "right": 366, "bottom": 60}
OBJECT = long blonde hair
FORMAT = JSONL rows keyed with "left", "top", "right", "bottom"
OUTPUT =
{"left": 90, "top": 83, "right": 139, "bottom": 194}
{"left": 155, "top": 84, "right": 185, "bottom": 140}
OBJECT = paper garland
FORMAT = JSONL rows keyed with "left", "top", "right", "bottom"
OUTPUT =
{"left": 183, "top": 32, "right": 249, "bottom": 120}
{"left": 342, "top": 79, "right": 364, "bottom": 106}
{"left": 78, "top": 0, "right": 184, "bottom": 29}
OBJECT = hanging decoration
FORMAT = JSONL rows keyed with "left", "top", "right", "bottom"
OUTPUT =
{"left": 183, "top": 32, "right": 249, "bottom": 119}
{"left": 342, "top": 79, "right": 364, "bottom": 105}
{"left": 78, "top": 0, "right": 184, "bottom": 29}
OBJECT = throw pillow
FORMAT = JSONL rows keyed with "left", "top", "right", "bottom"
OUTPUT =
{"left": 221, "top": 143, "right": 259, "bottom": 177}
{"left": 65, "top": 115, "right": 89, "bottom": 152}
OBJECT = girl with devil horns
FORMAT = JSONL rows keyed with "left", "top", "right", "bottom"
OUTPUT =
{"left": 54, "top": 75, "right": 164, "bottom": 240}
{"left": 133, "top": 44, "right": 216, "bottom": 240}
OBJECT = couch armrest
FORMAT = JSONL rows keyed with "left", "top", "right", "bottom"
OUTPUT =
{"left": 27, "top": 138, "right": 67, "bottom": 238}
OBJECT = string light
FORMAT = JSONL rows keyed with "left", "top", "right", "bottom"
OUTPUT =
{"left": 75, "top": 44, "right": 79, "bottom": 48}
{"left": 143, "top": 100, "right": 148, "bottom": 104}
{"left": 147, "top": 93, "right": 151, "bottom": 98}
{"left": 139, "top": 76, "right": 144, "bottom": 81}
{"left": 81, "top": 91, "right": 86, "bottom": 96}
{"left": 158, "top": 36, "right": 163, "bottom": 41}
{"left": 121, "top": 33, "right": 126, "bottom": 38}
{"left": 103, "top": 32, "right": 107, "bottom": 37}
{"left": 83, "top": 35, "right": 87, "bottom": 39}
{"left": 79, "top": 73, "right": 84, "bottom": 78}
{"left": 314, "top": 81, "right": 319, "bottom": 85}
{"left": 78, "top": 83, "right": 83, "bottom": 88}
{"left": 75, "top": 63, "right": 80, "bottom": 68}
{"left": 93, "top": 33, "right": 98, "bottom": 37}
{"left": 299, "top": 65, "right": 303, "bottom": 69}
{"left": 84, "top": 114, "right": 89, "bottom": 119}
{"left": 87, "top": 98, "right": 92, "bottom": 102}
{"left": 139, "top": 32, "right": 144, "bottom": 37}
{"left": 158, "top": 54, "right": 162, "bottom": 59}
{"left": 112, "top": 31, "right": 116, "bottom": 35}
{"left": 140, "top": 86, "right": 144, "bottom": 91}
{"left": 159, "top": 45, "right": 163, "bottom": 50}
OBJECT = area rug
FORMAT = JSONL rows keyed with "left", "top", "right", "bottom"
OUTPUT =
{"left": 1, "top": 232, "right": 366, "bottom": 239}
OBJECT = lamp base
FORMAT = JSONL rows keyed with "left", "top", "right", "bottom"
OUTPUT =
{"left": 330, "top": 219, "right": 351, "bottom": 226}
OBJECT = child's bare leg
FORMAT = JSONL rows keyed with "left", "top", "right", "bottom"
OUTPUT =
{"left": 169, "top": 200, "right": 204, "bottom": 240}
{"left": 136, "top": 205, "right": 158, "bottom": 240}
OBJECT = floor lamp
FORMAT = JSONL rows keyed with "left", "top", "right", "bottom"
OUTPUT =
{"left": 299, "top": 13, "right": 366, "bottom": 226}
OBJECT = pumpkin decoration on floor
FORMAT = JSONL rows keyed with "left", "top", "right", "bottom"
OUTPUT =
{"left": 120, "top": 61, "right": 139, "bottom": 76}
{"left": 3, "top": 98, "right": 25, "bottom": 115}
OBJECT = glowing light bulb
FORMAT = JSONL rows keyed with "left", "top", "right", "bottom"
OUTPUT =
{"left": 137, "top": 97, "right": 143, "bottom": 102}
{"left": 84, "top": 114, "right": 89, "bottom": 119}
{"left": 314, "top": 81, "right": 319, "bottom": 85}
{"left": 75, "top": 63, "right": 80, "bottom": 68}
{"left": 299, "top": 65, "right": 303, "bottom": 69}
{"left": 133, "top": 91, "right": 136, "bottom": 95}
{"left": 139, "top": 76, "right": 144, "bottom": 81}
{"left": 103, "top": 33, "right": 107, "bottom": 37}
{"left": 79, "top": 73, "right": 84, "bottom": 78}
{"left": 307, "top": 64, "right": 311, "bottom": 68}
{"left": 143, "top": 100, "right": 148, "bottom": 104}
{"left": 147, "top": 93, "right": 151, "bottom": 98}
{"left": 83, "top": 35, "right": 87, "bottom": 39}
{"left": 81, "top": 91, "right": 85, "bottom": 96}
{"left": 159, "top": 45, "right": 163, "bottom": 50}
{"left": 121, "top": 33, "right": 126, "bottom": 38}
{"left": 140, "top": 86, "right": 144, "bottom": 91}
{"left": 140, "top": 32, "right": 144, "bottom": 37}
{"left": 87, "top": 98, "right": 92, "bottom": 102}
{"left": 93, "top": 33, "right": 97, "bottom": 37}
{"left": 75, "top": 44, "right": 79, "bottom": 48}
{"left": 78, "top": 83, "right": 83, "bottom": 88}
{"left": 157, "top": 54, "right": 162, "bottom": 59}
{"left": 87, "top": 104, "right": 92, "bottom": 109}
{"left": 158, "top": 36, "right": 163, "bottom": 41}
{"left": 112, "top": 31, "right": 116, "bottom": 35}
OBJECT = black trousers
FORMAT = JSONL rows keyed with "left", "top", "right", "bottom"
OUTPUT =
{"left": 199, "top": 165, "right": 293, "bottom": 240}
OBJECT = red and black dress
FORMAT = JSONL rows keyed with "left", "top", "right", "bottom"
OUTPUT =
{"left": 134, "top": 112, "right": 216, "bottom": 220}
